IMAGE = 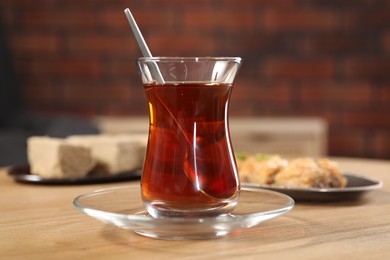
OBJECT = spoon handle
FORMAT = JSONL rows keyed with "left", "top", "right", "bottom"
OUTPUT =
{"left": 124, "top": 8, "right": 165, "bottom": 84}
{"left": 124, "top": 8, "right": 152, "bottom": 57}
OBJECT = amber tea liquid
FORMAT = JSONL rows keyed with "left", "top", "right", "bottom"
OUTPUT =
{"left": 142, "top": 82, "right": 240, "bottom": 217}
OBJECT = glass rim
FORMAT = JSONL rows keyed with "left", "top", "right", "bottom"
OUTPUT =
{"left": 137, "top": 57, "right": 242, "bottom": 62}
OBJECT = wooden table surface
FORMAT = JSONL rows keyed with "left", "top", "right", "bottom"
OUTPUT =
{"left": 1, "top": 158, "right": 389, "bottom": 259}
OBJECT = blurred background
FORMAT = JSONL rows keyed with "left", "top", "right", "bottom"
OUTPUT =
{"left": 0, "top": 0, "right": 389, "bottom": 166}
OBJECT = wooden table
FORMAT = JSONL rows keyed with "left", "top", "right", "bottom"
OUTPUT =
{"left": 1, "top": 158, "right": 389, "bottom": 259}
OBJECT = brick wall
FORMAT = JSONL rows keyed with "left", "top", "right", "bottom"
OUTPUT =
{"left": 0, "top": 0, "right": 389, "bottom": 159}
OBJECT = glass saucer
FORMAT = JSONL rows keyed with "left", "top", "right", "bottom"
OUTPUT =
{"left": 73, "top": 184, "right": 294, "bottom": 240}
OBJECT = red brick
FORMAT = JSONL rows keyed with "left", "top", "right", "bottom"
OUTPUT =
{"left": 344, "top": 10, "right": 390, "bottom": 30}
{"left": 232, "top": 79, "right": 293, "bottom": 103}
{"left": 19, "top": 9, "right": 96, "bottom": 30}
{"left": 65, "top": 34, "right": 134, "bottom": 55}
{"left": 343, "top": 111, "right": 390, "bottom": 128}
{"left": 100, "top": 9, "right": 137, "bottom": 31}
{"left": 21, "top": 81, "right": 55, "bottom": 103}
{"left": 30, "top": 58, "right": 102, "bottom": 78}
{"left": 344, "top": 59, "right": 390, "bottom": 78}
{"left": 9, "top": 33, "right": 60, "bottom": 54}
{"left": 183, "top": 9, "right": 256, "bottom": 32}
{"left": 371, "top": 131, "right": 390, "bottom": 159}
{"left": 163, "top": 0, "right": 294, "bottom": 6}
{"left": 148, "top": 33, "right": 216, "bottom": 56}
{"left": 229, "top": 103, "right": 255, "bottom": 117}
{"left": 116, "top": 8, "right": 176, "bottom": 31}
{"left": 1, "top": 0, "right": 389, "bottom": 160}
{"left": 299, "top": 81, "right": 374, "bottom": 106}
{"left": 263, "top": 59, "right": 334, "bottom": 79}
{"left": 264, "top": 9, "right": 339, "bottom": 32}
{"left": 56, "top": 0, "right": 124, "bottom": 8}
{"left": 0, "top": 0, "right": 57, "bottom": 7}
{"left": 105, "top": 59, "right": 141, "bottom": 78}
{"left": 0, "top": 7, "right": 17, "bottom": 27}
{"left": 220, "top": 0, "right": 294, "bottom": 6}
{"left": 231, "top": 80, "right": 294, "bottom": 115}
{"left": 141, "top": 0, "right": 217, "bottom": 6}
{"left": 100, "top": 101, "right": 149, "bottom": 116}
{"left": 60, "top": 82, "right": 132, "bottom": 104}
{"left": 221, "top": 34, "right": 297, "bottom": 56}
{"left": 300, "top": 0, "right": 385, "bottom": 8}
{"left": 328, "top": 130, "right": 366, "bottom": 157}
{"left": 301, "top": 34, "right": 376, "bottom": 54}
{"left": 383, "top": 31, "right": 390, "bottom": 53}
{"left": 294, "top": 109, "right": 341, "bottom": 127}
{"left": 378, "top": 84, "right": 390, "bottom": 107}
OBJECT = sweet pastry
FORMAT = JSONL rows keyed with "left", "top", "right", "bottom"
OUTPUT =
{"left": 66, "top": 134, "right": 147, "bottom": 175}
{"left": 237, "top": 154, "right": 347, "bottom": 188}
{"left": 237, "top": 154, "right": 287, "bottom": 185}
{"left": 27, "top": 136, "right": 95, "bottom": 179}
{"left": 27, "top": 134, "right": 147, "bottom": 178}
{"left": 274, "top": 158, "right": 328, "bottom": 188}
{"left": 317, "top": 158, "right": 348, "bottom": 188}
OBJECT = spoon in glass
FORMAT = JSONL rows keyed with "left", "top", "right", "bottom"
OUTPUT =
{"left": 124, "top": 8, "right": 220, "bottom": 199}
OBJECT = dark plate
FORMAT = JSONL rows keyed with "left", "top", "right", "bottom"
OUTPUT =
{"left": 7, "top": 166, "right": 142, "bottom": 185}
{"left": 242, "top": 173, "right": 383, "bottom": 202}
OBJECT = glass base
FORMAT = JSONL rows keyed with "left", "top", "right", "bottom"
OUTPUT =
{"left": 134, "top": 228, "right": 229, "bottom": 240}
{"left": 145, "top": 199, "right": 239, "bottom": 218}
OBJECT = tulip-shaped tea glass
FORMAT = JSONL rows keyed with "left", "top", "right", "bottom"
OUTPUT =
{"left": 137, "top": 57, "right": 242, "bottom": 218}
